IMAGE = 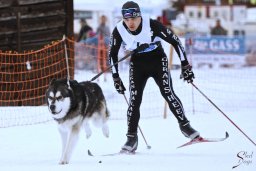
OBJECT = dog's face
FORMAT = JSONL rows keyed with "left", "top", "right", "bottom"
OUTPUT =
{"left": 46, "top": 79, "right": 71, "bottom": 120}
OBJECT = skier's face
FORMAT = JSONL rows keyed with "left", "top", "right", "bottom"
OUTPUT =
{"left": 123, "top": 17, "right": 141, "bottom": 32}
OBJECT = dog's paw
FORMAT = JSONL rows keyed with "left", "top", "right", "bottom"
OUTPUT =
{"left": 85, "top": 129, "right": 92, "bottom": 139}
{"left": 59, "top": 160, "right": 69, "bottom": 165}
{"left": 86, "top": 132, "right": 92, "bottom": 139}
{"left": 102, "top": 124, "right": 109, "bottom": 138}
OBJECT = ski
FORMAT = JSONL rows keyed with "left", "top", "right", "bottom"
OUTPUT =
{"left": 87, "top": 149, "right": 136, "bottom": 157}
{"left": 177, "top": 131, "right": 229, "bottom": 148}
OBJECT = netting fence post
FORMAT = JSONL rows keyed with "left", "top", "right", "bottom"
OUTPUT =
{"left": 188, "top": 35, "right": 196, "bottom": 115}
{"left": 63, "top": 35, "right": 71, "bottom": 88}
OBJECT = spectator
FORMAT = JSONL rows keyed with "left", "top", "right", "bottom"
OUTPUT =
{"left": 77, "top": 19, "right": 92, "bottom": 42}
{"left": 96, "top": 15, "right": 110, "bottom": 38}
{"left": 211, "top": 19, "right": 227, "bottom": 36}
{"left": 82, "top": 16, "right": 110, "bottom": 77}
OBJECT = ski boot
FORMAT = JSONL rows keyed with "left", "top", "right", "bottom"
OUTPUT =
{"left": 179, "top": 121, "right": 200, "bottom": 140}
{"left": 121, "top": 133, "right": 138, "bottom": 154}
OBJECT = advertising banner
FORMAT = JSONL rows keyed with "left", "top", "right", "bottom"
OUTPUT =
{"left": 186, "top": 36, "right": 246, "bottom": 67}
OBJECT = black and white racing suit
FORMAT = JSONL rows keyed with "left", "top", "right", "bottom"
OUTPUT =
{"left": 109, "top": 16, "right": 190, "bottom": 134}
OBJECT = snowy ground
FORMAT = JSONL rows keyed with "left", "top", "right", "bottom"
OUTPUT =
{"left": 0, "top": 67, "right": 255, "bottom": 171}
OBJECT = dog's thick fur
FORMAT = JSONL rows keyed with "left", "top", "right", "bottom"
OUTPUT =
{"left": 46, "top": 78, "right": 109, "bottom": 164}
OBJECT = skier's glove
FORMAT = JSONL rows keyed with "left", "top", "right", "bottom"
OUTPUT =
{"left": 133, "top": 43, "right": 150, "bottom": 54}
{"left": 180, "top": 64, "right": 195, "bottom": 83}
{"left": 113, "top": 73, "right": 126, "bottom": 94}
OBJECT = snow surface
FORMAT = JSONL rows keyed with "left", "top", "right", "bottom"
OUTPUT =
{"left": 0, "top": 68, "right": 255, "bottom": 171}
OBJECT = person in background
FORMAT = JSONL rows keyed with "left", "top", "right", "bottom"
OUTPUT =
{"left": 108, "top": 1, "right": 200, "bottom": 153}
{"left": 77, "top": 19, "right": 92, "bottom": 42}
{"left": 96, "top": 15, "right": 110, "bottom": 38}
{"left": 211, "top": 19, "right": 227, "bottom": 36}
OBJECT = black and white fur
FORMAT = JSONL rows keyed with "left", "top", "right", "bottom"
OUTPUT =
{"left": 46, "top": 78, "right": 109, "bottom": 164}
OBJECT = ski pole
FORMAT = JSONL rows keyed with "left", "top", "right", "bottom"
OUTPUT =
{"left": 90, "top": 51, "right": 134, "bottom": 82}
{"left": 191, "top": 82, "right": 256, "bottom": 146}
{"left": 90, "top": 43, "right": 157, "bottom": 82}
{"left": 123, "top": 94, "right": 152, "bottom": 149}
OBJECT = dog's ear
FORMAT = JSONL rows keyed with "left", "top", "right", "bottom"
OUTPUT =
{"left": 67, "top": 79, "right": 78, "bottom": 88}
{"left": 50, "top": 78, "right": 56, "bottom": 85}
{"left": 72, "top": 80, "right": 79, "bottom": 86}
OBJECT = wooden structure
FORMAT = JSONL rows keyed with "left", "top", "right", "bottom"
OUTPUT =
{"left": 0, "top": 0, "right": 73, "bottom": 52}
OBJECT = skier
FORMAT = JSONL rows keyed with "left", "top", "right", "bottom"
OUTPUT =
{"left": 108, "top": 1, "right": 200, "bottom": 153}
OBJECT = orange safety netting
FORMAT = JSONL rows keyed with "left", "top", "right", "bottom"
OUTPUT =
{"left": 0, "top": 38, "right": 74, "bottom": 106}
{"left": 0, "top": 36, "right": 109, "bottom": 107}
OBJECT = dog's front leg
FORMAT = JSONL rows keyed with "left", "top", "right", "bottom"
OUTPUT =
{"left": 58, "top": 126, "right": 68, "bottom": 165}
{"left": 59, "top": 126, "right": 80, "bottom": 165}
{"left": 102, "top": 122, "right": 109, "bottom": 138}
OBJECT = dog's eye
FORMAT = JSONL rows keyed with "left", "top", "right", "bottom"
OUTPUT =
{"left": 48, "top": 96, "right": 54, "bottom": 100}
{"left": 57, "top": 96, "right": 64, "bottom": 101}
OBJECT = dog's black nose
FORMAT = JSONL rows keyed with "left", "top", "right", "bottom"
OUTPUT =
{"left": 50, "top": 105, "right": 56, "bottom": 111}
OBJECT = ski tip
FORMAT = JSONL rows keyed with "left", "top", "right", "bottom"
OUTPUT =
{"left": 177, "top": 132, "right": 229, "bottom": 149}
{"left": 88, "top": 149, "right": 93, "bottom": 156}
{"left": 225, "top": 131, "right": 229, "bottom": 138}
{"left": 177, "top": 145, "right": 183, "bottom": 149}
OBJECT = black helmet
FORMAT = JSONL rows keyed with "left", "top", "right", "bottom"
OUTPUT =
{"left": 121, "top": 1, "right": 141, "bottom": 19}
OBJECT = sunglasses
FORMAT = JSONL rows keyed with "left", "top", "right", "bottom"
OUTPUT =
{"left": 122, "top": 8, "right": 141, "bottom": 19}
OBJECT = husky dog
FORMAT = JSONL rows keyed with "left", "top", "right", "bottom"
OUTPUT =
{"left": 46, "top": 78, "right": 109, "bottom": 164}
